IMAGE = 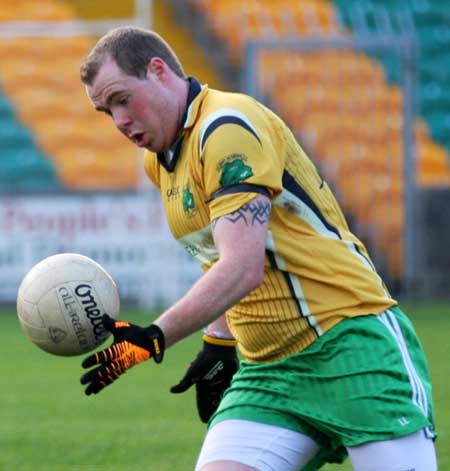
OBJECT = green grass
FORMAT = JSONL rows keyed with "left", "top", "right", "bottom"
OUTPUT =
{"left": 1, "top": 302, "right": 448, "bottom": 470}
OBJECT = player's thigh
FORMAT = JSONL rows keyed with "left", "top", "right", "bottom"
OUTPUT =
{"left": 195, "top": 419, "right": 320, "bottom": 471}
{"left": 199, "top": 461, "right": 257, "bottom": 471}
{"left": 347, "top": 429, "right": 437, "bottom": 471}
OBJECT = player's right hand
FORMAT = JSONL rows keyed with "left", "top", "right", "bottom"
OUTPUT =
{"left": 80, "top": 314, "right": 165, "bottom": 395}
{"left": 170, "top": 335, "right": 239, "bottom": 423}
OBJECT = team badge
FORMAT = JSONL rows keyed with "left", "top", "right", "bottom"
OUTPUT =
{"left": 219, "top": 154, "right": 253, "bottom": 186}
{"left": 182, "top": 185, "right": 198, "bottom": 218}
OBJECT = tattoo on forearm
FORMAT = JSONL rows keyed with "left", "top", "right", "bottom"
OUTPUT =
{"left": 223, "top": 200, "right": 271, "bottom": 226}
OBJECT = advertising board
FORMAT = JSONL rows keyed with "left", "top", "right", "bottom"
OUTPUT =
{"left": 0, "top": 193, "right": 201, "bottom": 306}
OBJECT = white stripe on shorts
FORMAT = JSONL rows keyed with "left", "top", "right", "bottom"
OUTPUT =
{"left": 378, "top": 310, "right": 429, "bottom": 422}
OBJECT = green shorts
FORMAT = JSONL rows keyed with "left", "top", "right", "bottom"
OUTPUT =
{"left": 210, "top": 306, "right": 435, "bottom": 469}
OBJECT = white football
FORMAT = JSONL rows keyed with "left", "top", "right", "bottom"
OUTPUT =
{"left": 17, "top": 253, "right": 120, "bottom": 356}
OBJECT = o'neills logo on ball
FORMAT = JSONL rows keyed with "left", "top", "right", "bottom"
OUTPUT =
{"left": 58, "top": 286, "right": 89, "bottom": 349}
{"left": 74, "top": 284, "right": 107, "bottom": 345}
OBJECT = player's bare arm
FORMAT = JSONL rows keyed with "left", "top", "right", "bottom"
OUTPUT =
{"left": 204, "top": 196, "right": 271, "bottom": 339}
{"left": 154, "top": 194, "right": 272, "bottom": 348}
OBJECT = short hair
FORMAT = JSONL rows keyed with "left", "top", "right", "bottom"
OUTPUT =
{"left": 80, "top": 26, "right": 186, "bottom": 85}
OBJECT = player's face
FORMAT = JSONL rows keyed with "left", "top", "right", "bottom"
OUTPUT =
{"left": 86, "top": 58, "right": 179, "bottom": 152}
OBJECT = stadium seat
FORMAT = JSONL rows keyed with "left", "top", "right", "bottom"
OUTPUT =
{"left": 191, "top": 0, "right": 345, "bottom": 64}
{"left": 416, "top": 140, "right": 450, "bottom": 185}
{"left": 0, "top": 0, "right": 74, "bottom": 21}
{"left": 2, "top": 148, "right": 59, "bottom": 190}
{"left": 58, "top": 153, "right": 140, "bottom": 190}
{"left": 423, "top": 110, "right": 450, "bottom": 146}
{"left": 0, "top": 90, "right": 60, "bottom": 191}
{"left": 0, "top": 36, "right": 92, "bottom": 62}
{"left": 0, "top": 95, "right": 15, "bottom": 120}
{"left": 0, "top": 119, "right": 36, "bottom": 147}
{"left": 419, "top": 83, "right": 450, "bottom": 117}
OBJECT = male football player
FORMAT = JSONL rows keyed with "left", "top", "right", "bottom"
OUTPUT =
{"left": 79, "top": 26, "right": 437, "bottom": 471}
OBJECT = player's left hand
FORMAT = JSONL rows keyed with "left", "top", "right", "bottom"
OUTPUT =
{"left": 80, "top": 314, "right": 165, "bottom": 395}
{"left": 170, "top": 334, "right": 239, "bottom": 423}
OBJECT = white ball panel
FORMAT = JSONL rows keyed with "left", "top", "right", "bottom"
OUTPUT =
{"left": 93, "top": 268, "right": 120, "bottom": 320}
{"left": 17, "top": 298, "right": 45, "bottom": 328}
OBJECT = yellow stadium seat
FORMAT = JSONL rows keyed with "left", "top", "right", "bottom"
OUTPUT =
{"left": 366, "top": 195, "right": 404, "bottom": 278}
{"left": 58, "top": 153, "right": 140, "bottom": 190}
{"left": 416, "top": 139, "right": 450, "bottom": 185}
{"left": 0, "top": 0, "right": 75, "bottom": 21}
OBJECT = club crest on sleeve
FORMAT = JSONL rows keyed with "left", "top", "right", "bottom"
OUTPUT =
{"left": 218, "top": 154, "right": 253, "bottom": 187}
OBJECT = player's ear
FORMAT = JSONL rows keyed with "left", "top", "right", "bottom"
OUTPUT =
{"left": 147, "top": 57, "right": 166, "bottom": 80}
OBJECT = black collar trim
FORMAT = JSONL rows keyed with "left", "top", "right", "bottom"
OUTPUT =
{"left": 157, "top": 77, "right": 202, "bottom": 172}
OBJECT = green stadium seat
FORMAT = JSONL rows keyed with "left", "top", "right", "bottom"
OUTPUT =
{"left": 2, "top": 149, "right": 59, "bottom": 191}
{"left": 413, "top": 8, "right": 450, "bottom": 29}
{"left": 419, "top": 83, "right": 450, "bottom": 115}
{"left": 424, "top": 110, "right": 450, "bottom": 146}
{"left": 419, "top": 57, "right": 450, "bottom": 83}
{"left": 0, "top": 92, "right": 60, "bottom": 191}
{"left": 419, "top": 25, "right": 450, "bottom": 55}
{"left": 0, "top": 120, "right": 36, "bottom": 148}
{"left": 0, "top": 95, "right": 15, "bottom": 120}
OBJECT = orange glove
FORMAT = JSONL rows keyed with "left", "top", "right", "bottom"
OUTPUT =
{"left": 80, "top": 314, "right": 164, "bottom": 395}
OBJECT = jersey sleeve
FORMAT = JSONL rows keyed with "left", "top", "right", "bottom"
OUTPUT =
{"left": 200, "top": 110, "right": 283, "bottom": 221}
{"left": 143, "top": 151, "right": 161, "bottom": 189}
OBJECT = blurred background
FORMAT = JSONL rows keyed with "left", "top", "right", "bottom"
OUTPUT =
{"left": 1, "top": 2, "right": 449, "bottom": 470}
{"left": 1, "top": 0, "right": 449, "bottom": 308}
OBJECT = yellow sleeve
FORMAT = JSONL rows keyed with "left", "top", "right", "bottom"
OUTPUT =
{"left": 201, "top": 119, "right": 283, "bottom": 221}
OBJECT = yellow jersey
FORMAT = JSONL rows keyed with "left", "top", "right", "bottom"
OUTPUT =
{"left": 144, "top": 78, "right": 396, "bottom": 362}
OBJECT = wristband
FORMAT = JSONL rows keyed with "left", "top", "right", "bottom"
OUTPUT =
{"left": 202, "top": 333, "right": 237, "bottom": 347}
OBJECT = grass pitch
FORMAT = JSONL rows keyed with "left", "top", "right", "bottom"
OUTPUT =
{"left": 1, "top": 302, "right": 448, "bottom": 470}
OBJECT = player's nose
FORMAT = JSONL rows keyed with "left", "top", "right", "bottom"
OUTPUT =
{"left": 113, "top": 109, "right": 132, "bottom": 131}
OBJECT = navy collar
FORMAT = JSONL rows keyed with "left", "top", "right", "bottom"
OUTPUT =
{"left": 157, "top": 77, "right": 202, "bottom": 172}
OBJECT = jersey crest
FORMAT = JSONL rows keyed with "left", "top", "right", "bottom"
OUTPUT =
{"left": 182, "top": 185, "right": 197, "bottom": 217}
{"left": 219, "top": 154, "right": 253, "bottom": 186}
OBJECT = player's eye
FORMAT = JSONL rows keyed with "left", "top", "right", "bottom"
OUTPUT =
{"left": 118, "top": 96, "right": 129, "bottom": 106}
{"left": 95, "top": 106, "right": 112, "bottom": 116}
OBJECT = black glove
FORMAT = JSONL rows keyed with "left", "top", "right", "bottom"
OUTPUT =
{"left": 80, "top": 314, "right": 165, "bottom": 396}
{"left": 170, "top": 334, "right": 239, "bottom": 423}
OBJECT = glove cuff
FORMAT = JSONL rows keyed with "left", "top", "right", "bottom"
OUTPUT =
{"left": 202, "top": 333, "right": 237, "bottom": 347}
{"left": 144, "top": 324, "right": 165, "bottom": 363}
